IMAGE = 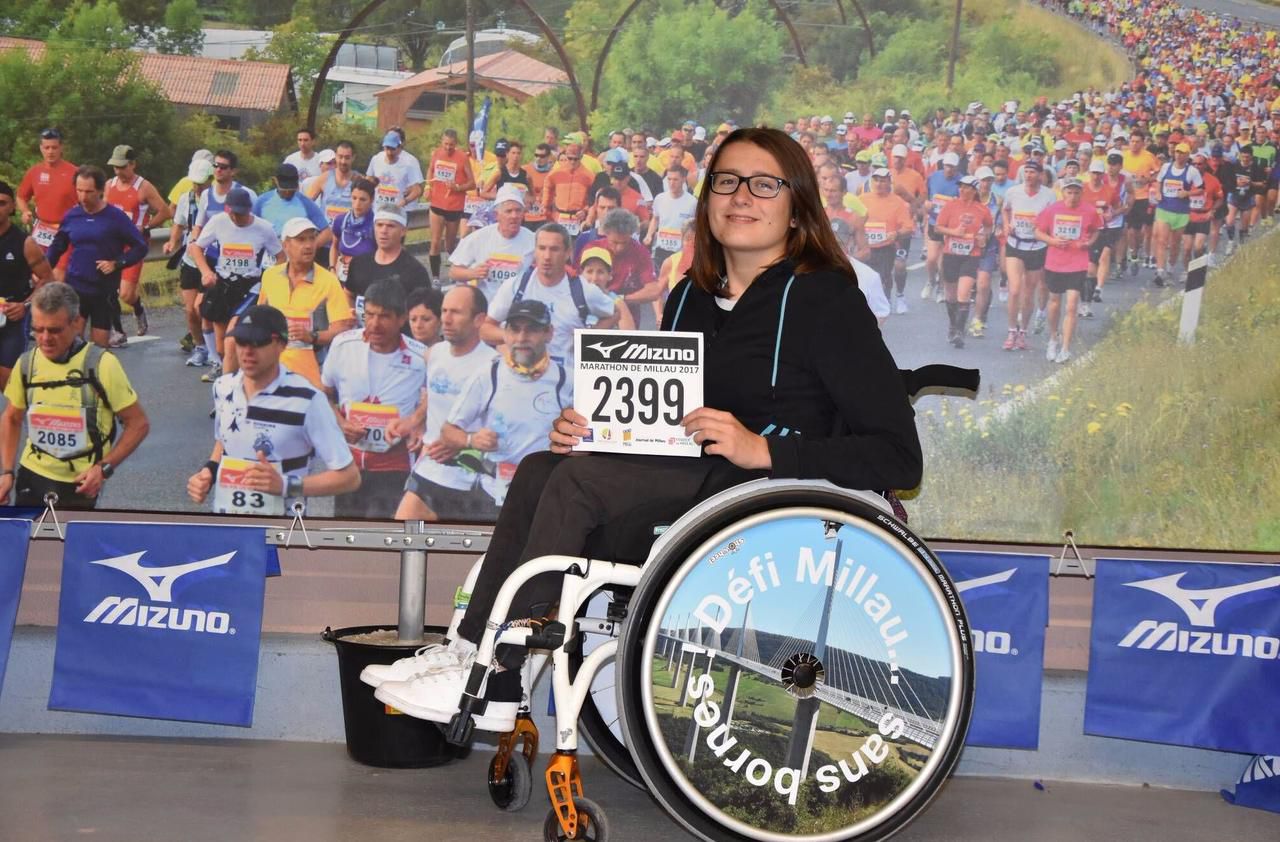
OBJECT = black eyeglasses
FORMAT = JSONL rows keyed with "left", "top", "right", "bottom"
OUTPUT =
{"left": 707, "top": 172, "right": 790, "bottom": 199}
{"left": 213, "top": 163, "right": 233, "bottom": 170}
{"left": 40, "top": 129, "right": 62, "bottom": 140}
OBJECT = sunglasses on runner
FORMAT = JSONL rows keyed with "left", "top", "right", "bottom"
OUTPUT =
{"left": 40, "top": 128, "right": 62, "bottom": 140}
{"left": 707, "top": 172, "right": 790, "bottom": 199}
{"left": 213, "top": 162, "right": 233, "bottom": 170}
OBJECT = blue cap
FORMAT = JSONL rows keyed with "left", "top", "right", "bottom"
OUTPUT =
{"left": 602, "top": 147, "right": 629, "bottom": 164}
{"left": 225, "top": 187, "right": 253, "bottom": 214}
{"left": 381, "top": 131, "right": 403, "bottom": 148}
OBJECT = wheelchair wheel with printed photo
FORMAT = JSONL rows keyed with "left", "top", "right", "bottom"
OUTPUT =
{"left": 615, "top": 484, "right": 974, "bottom": 842}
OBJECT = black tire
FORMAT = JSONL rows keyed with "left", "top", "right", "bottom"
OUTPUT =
{"left": 569, "top": 588, "right": 645, "bottom": 790}
{"left": 616, "top": 485, "right": 975, "bottom": 842}
{"left": 542, "top": 796, "right": 610, "bottom": 842}
{"left": 488, "top": 752, "right": 533, "bottom": 812}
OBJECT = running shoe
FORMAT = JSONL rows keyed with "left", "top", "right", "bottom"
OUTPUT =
{"left": 1207, "top": 253, "right": 1218, "bottom": 268}
{"left": 1152, "top": 273, "right": 1166, "bottom": 288}
{"left": 179, "top": 332, "right": 195, "bottom": 353}
{"left": 184, "top": 347, "right": 209, "bottom": 367}
{"left": 1225, "top": 240, "right": 1236, "bottom": 256}
{"left": 951, "top": 332, "right": 964, "bottom": 349}
{"left": 360, "top": 638, "right": 477, "bottom": 689}
{"left": 109, "top": 330, "right": 128, "bottom": 348}
{"left": 1054, "top": 348, "right": 1072, "bottom": 364}
{"left": 934, "top": 285, "right": 945, "bottom": 304}
{"left": 135, "top": 308, "right": 148, "bottom": 337}
{"left": 1002, "top": 330, "right": 1017, "bottom": 351}
{"left": 374, "top": 668, "right": 517, "bottom": 733}
{"left": 1129, "top": 256, "right": 1140, "bottom": 277}
{"left": 894, "top": 294, "right": 908, "bottom": 315}
{"left": 920, "top": 280, "right": 934, "bottom": 300}
{"left": 1046, "top": 336, "right": 1059, "bottom": 362}
{"left": 1015, "top": 330, "right": 1029, "bottom": 351}
{"left": 1079, "top": 303, "right": 1093, "bottom": 319}
{"left": 1032, "top": 309, "right": 1047, "bottom": 335}
{"left": 200, "top": 363, "right": 223, "bottom": 383}
{"left": 969, "top": 318, "right": 985, "bottom": 338}
{"left": 1146, "top": 256, "right": 1156, "bottom": 269}
{"left": 1092, "top": 288, "right": 1102, "bottom": 303}
{"left": 998, "top": 287, "right": 1009, "bottom": 303}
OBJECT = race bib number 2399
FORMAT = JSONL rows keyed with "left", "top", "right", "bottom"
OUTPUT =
{"left": 573, "top": 329, "right": 704, "bottom": 458}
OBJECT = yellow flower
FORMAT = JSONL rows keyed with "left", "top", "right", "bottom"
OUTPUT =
{"left": 1116, "top": 402, "right": 1134, "bottom": 413}
{"left": 981, "top": 431, "right": 990, "bottom": 439}
{"left": 1014, "top": 384, "right": 1027, "bottom": 393}
{"left": 1087, "top": 402, "right": 1098, "bottom": 410}
{"left": 1099, "top": 412, "right": 1108, "bottom": 419}
{"left": 1056, "top": 410, "right": 1066, "bottom": 418}
{"left": 945, "top": 421, "right": 954, "bottom": 428}
{"left": 1048, "top": 394, "right": 1060, "bottom": 401}
{"left": 1087, "top": 422, "right": 1103, "bottom": 435}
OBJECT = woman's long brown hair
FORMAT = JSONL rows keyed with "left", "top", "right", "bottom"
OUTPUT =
{"left": 689, "top": 127, "right": 855, "bottom": 294}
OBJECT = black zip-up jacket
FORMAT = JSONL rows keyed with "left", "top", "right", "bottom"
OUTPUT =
{"left": 662, "top": 260, "right": 922, "bottom": 491}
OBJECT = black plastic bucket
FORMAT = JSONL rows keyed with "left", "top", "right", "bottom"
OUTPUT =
{"left": 323, "top": 624, "right": 461, "bottom": 768}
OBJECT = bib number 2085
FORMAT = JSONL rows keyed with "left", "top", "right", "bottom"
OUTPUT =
{"left": 591, "top": 376, "right": 684, "bottom": 425}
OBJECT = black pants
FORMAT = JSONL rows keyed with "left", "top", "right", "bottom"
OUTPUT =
{"left": 14, "top": 465, "right": 99, "bottom": 509}
{"left": 455, "top": 451, "right": 760, "bottom": 645}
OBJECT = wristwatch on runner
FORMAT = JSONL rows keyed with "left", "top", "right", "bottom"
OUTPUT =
{"left": 99, "top": 462, "right": 115, "bottom": 480}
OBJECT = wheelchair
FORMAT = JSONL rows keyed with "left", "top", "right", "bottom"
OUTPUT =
{"left": 434, "top": 367, "right": 979, "bottom": 842}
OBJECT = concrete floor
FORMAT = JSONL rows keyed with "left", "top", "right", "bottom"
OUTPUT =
{"left": 0, "top": 734, "right": 1275, "bottom": 842}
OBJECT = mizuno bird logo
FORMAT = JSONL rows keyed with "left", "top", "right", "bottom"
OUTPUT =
{"left": 90, "top": 551, "right": 236, "bottom": 603}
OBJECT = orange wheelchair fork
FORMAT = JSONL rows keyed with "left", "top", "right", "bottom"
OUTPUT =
{"left": 545, "top": 750, "right": 585, "bottom": 837}
{"left": 492, "top": 713, "right": 539, "bottom": 783}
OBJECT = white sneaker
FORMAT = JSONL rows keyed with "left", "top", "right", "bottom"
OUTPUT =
{"left": 360, "top": 637, "right": 475, "bottom": 689}
{"left": 374, "top": 668, "right": 518, "bottom": 732}
{"left": 894, "top": 294, "right": 908, "bottom": 315}
{"left": 920, "top": 281, "right": 934, "bottom": 300}
{"left": 934, "top": 285, "right": 945, "bottom": 303}
{"left": 1055, "top": 348, "right": 1072, "bottom": 364}
{"left": 1046, "top": 336, "right": 1059, "bottom": 361}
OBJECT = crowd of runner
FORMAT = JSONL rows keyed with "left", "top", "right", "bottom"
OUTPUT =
{"left": 0, "top": 0, "right": 1276, "bottom": 519}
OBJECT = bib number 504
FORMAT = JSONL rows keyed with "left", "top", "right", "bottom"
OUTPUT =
{"left": 591, "top": 376, "right": 684, "bottom": 425}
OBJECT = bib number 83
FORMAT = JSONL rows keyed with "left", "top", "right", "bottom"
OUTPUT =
{"left": 231, "top": 490, "right": 267, "bottom": 509}
{"left": 591, "top": 376, "right": 684, "bottom": 425}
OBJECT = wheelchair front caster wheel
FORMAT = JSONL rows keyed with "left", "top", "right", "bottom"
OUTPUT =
{"left": 543, "top": 797, "right": 609, "bottom": 842}
{"left": 488, "top": 753, "right": 533, "bottom": 812}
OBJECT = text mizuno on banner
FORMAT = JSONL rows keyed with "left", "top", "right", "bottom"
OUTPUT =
{"left": 942, "top": 551, "right": 1049, "bottom": 749}
{"left": 49, "top": 523, "right": 269, "bottom": 726}
{"left": 1085, "top": 558, "right": 1280, "bottom": 755}
{"left": 0, "top": 518, "right": 33, "bottom": 694}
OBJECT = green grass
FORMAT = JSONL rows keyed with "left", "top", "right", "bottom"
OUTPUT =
{"left": 910, "top": 230, "right": 1280, "bottom": 552}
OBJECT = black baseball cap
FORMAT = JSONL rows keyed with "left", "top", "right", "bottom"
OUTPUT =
{"left": 494, "top": 138, "right": 511, "bottom": 157}
{"left": 274, "top": 163, "right": 300, "bottom": 188}
{"left": 1107, "top": 152, "right": 1124, "bottom": 165}
{"left": 228, "top": 306, "right": 288, "bottom": 345}
{"left": 39, "top": 128, "right": 62, "bottom": 140}
{"left": 608, "top": 161, "right": 629, "bottom": 178}
{"left": 506, "top": 299, "right": 552, "bottom": 327}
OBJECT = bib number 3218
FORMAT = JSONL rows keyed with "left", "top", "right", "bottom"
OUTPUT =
{"left": 572, "top": 329, "right": 704, "bottom": 458}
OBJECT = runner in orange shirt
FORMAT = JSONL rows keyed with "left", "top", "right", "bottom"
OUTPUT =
{"left": 861, "top": 167, "right": 915, "bottom": 313}
{"left": 522, "top": 143, "right": 554, "bottom": 231}
{"left": 933, "top": 176, "right": 993, "bottom": 348}
{"left": 1078, "top": 159, "right": 1120, "bottom": 319}
{"left": 105, "top": 144, "right": 171, "bottom": 341}
{"left": 1183, "top": 153, "right": 1223, "bottom": 266}
{"left": 16, "top": 128, "right": 77, "bottom": 268}
{"left": 541, "top": 143, "right": 595, "bottom": 237}
{"left": 426, "top": 128, "right": 476, "bottom": 279}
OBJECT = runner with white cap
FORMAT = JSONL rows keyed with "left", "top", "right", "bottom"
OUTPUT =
{"left": 933, "top": 175, "right": 992, "bottom": 348}
{"left": 447, "top": 184, "right": 536, "bottom": 302}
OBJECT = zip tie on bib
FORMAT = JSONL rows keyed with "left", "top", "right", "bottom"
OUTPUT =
{"left": 35, "top": 492, "right": 64, "bottom": 540}
{"left": 284, "top": 501, "right": 314, "bottom": 550}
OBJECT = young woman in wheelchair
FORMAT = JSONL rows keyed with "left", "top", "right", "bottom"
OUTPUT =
{"left": 367, "top": 127, "right": 923, "bottom": 734}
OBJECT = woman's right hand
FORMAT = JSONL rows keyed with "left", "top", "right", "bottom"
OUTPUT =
{"left": 549, "top": 407, "right": 589, "bottom": 455}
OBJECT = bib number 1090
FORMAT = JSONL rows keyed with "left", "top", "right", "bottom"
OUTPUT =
{"left": 591, "top": 376, "right": 684, "bottom": 425}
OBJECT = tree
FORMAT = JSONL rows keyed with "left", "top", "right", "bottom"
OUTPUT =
{"left": 244, "top": 15, "right": 335, "bottom": 86}
{"left": 54, "top": 0, "right": 135, "bottom": 51}
{"left": 154, "top": 0, "right": 205, "bottom": 56}
{"left": 0, "top": 43, "right": 188, "bottom": 190}
{"left": 591, "top": 0, "right": 785, "bottom": 135}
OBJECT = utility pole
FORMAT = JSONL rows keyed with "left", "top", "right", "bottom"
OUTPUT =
{"left": 465, "top": 0, "right": 476, "bottom": 137}
{"left": 946, "top": 0, "right": 963, "bottom": 97}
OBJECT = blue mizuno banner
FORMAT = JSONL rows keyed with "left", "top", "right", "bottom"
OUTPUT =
{"left": 1085, "top": 558, "right": 1280, "bottom": 754}
{"left": 942, "top": 551, "right": 1050, "bottom": 749}
{"left": 1222, "top": 755, "right": 1280, "bottom": 814}
{"left": 49, "top": 523, "right": 269, "bottom": 726}
{"left": 0, "top": 518, "right": 33, "bottom": 694}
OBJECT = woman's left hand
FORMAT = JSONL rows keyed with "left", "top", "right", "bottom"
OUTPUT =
{"left": 682, "top": 408, "right": 772, "bottom": 470}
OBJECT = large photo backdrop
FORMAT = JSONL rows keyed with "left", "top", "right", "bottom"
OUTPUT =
{"left": 0, "top": 0, "right": 1277, "bottom": 553}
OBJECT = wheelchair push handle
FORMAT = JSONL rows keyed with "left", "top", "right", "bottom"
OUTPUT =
{"left": 900, "top": 365, "right": 980, "bottom": 403}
